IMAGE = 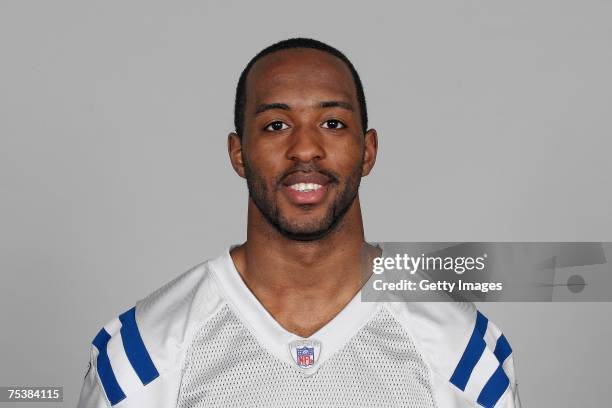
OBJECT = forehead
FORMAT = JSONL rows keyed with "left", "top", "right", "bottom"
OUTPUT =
{"left": 245, "top": 48, "right": 358, "bottom": 105}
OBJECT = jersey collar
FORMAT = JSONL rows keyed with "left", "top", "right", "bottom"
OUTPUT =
{"left": 209, "top": 244, "right": 382, "bottom": 374}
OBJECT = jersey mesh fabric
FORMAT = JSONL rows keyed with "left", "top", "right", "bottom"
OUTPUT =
{"left": 176, "top": 305, "right": 436, "bottom": 408}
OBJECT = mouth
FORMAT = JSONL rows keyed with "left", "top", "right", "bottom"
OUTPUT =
{"left": 287, "top": 182, "right": 324, "bottom": 193}
{"left": 281, "top": 172, "right": 333, "bottom": 206}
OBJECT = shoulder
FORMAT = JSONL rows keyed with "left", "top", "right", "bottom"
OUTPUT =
{"left": 386, "top": 301, "right": 520, "bottom": 408}
{"left": 79, "top": 258, "right": 226, "bottom": 407}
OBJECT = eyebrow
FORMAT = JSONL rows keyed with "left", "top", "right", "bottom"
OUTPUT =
{"left": 254, "top": 102, "right": 290, "bottom": 114}
{"left": 254, "top": 100, "right": 354, "bottom": 115}
{"left": 319, "top": 101, "right": 354, "bottom": 111}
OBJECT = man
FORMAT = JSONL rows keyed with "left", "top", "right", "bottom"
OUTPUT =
{"left": 78, "top": 38, "right": 521, "bottom": 407}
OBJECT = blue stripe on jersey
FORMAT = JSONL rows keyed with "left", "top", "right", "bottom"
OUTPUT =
{"left": 119, "top": 306, "right": 160, "bottom": 385}
{"left": 92, "top": 328, "right": 126, "bottom": 406}
{"left": 493, "top": 334, "right": 512, "bottom": 364}
{"left": 450, "top": 311, "right": 488, "bottom": 391}
{"left": 477, "top": 364, "right": 510, "bottom": 408}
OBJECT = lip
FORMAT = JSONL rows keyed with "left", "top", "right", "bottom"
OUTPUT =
{"left": 280, "top": 171, "right": 333, "bottom": 206}
{"left": 281, "top": 184, "right": 330, "bottom": 205}
{"left": 282, "top": 171, "right": 331, "bottom": 187}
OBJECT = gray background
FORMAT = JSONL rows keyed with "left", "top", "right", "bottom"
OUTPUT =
{"left": 1, "top": 1, "right": 611, "bottom": 406}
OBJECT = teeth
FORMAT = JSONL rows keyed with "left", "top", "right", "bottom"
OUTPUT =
{"left": 289, "top": 183, "right": 322, "bottom": 192}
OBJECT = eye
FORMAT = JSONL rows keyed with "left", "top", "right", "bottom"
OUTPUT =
{"left": 264, "top": 121, "right": 290, "bottom": 132}
{"left": 321, "top": 119, "right": 346, "bottom": 129}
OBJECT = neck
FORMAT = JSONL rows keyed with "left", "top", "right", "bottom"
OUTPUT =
{"left": 230, "top": 196, "right": 379, "bottom": 337}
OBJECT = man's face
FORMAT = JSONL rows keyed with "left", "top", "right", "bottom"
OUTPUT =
{"left": 232, "top": 48, "right": 376, "bottom": 241}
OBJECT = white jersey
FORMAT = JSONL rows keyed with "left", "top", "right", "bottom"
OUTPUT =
{"left": 78, "top": 247, "right": 521, "bottom": 408}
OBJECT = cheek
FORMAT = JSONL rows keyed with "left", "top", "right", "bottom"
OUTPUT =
{"left": 327, "top": 140, "right": 364, "bottom": 172}
{"left": 245, "top": 146, "right": 286, "bottom": 184}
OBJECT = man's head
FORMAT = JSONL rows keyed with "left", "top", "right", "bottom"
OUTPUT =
{"left": 228, "top": 38, "right": 377, "bottom": 241}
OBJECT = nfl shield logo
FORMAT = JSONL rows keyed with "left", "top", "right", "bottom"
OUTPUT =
{"left": 296, "top": 346, "right": 315, "bottom": 368}
{"left": 289, "top": 339, "right": 321, "bottom": 370}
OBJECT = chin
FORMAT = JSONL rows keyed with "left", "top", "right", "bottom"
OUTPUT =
{"left": 276, "top": 217, "right": 336, "bottom": 241}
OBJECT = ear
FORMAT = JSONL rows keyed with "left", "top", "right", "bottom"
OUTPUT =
{"left": 228, "top": 132, "right": 246, "bottom": 178}
{"left": 361, "top": 128, "right": 378, "bottom": 177}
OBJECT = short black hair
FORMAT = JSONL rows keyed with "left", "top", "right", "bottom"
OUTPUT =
{"left": 233, "top": 38, "right": 368, "bottom": 137}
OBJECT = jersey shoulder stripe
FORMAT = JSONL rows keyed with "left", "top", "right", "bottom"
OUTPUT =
{"left": 450, "top": 310, "right": 489, "bottom": 391}
{"left": 92, "top": 328, "right": 126, "bottom": 406}
{"left": 90, "top": 306, "right": 160, "bottom": 406}
{"left": 450, "top": 310, "right": 515, "bottom": 408}
{"left": 494, "top": 334, "right": 512, "bottom": 363}
{"left": 478, "top": 365, "right": 510, "bottom": 407}
{"left": 117, "top": 307, "right": 159, "bottom": 386}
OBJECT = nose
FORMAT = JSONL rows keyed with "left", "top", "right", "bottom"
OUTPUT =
{"left": 285, "top": 124, "right": 325, "bottom": 163}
